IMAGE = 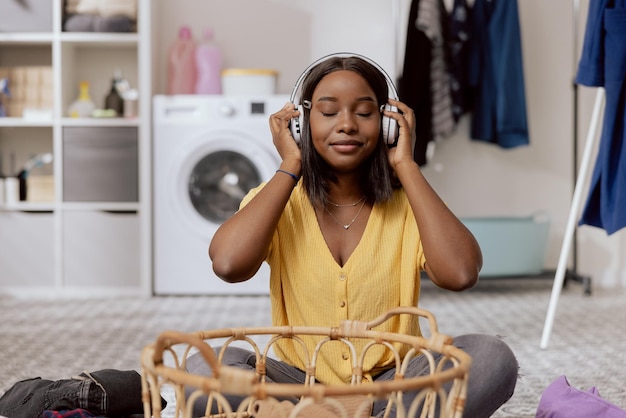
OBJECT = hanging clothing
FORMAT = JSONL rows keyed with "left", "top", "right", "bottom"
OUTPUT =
{"left": 400, "top": 0, "right": 456, "bottom": 165}
{"left": 399, "top": 0, "right": 434, "bottom": 166}
{"left": 468, "top": 0, "right": 529, "bottom": 148}
{"left": 417, "top": 0, "right": 456, "bottom": 139}
{"left": 576, "top": 0, "right": 626, "bottom": 235}
{"left": 448, "top": 0, "right": 472, "bottom": 122}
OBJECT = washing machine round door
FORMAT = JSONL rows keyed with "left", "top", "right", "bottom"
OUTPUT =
{"left": 188, "top": 150, "right": 261, "bottom": 224}
{"left": 171, "top": 129, "right": 280, "bottom": 239}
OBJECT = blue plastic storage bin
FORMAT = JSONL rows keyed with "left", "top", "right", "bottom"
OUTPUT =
{"left": 461, "top": 213, "right": 550, "bottom": 277}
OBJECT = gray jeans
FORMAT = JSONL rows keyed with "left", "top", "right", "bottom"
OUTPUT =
{"left": 185, "top": 333, "right": 518, "bottom": 417}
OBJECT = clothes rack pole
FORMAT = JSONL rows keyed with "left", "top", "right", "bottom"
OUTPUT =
{"left": 566, "top": 83, "right": 593, "bottom": 294}
{"left": 540, "top": 87, "right": 605, "bottom": 349}
{"left": 564, "top": 0, "right": 592, "bottom": 295}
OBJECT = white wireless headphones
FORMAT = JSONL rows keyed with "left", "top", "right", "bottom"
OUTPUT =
{"left": 289, "top": 52, "right": 399, "bottom": 146}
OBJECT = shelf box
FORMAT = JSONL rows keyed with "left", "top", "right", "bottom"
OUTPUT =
{"left": 62, "top": 126, "right": 138, "bottom": 202}
{"left": 0, "top": 65, "right": 53, "bottom": 118}
{"left": 62, "top": 210, "right": 140, "bottom": 288}
{"left": 27, "top": 175, "right": 55, "bottom": 202}
{"left": 0, "top": 211, "right": 55, "bottom": 286}
{"left": 0, "top": 0, "right": 53, "bottom": 33}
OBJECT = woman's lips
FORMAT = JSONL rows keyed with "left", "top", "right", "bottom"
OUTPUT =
{"left": 331, "top": 139, "right": 362, "bottom": 152}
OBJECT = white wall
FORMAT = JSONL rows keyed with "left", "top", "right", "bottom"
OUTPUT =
{"left": 152, "top": 0, "right": 397, "bottom": 95}
{"left": 151, "top": 0, "right": 626, "bottom": 287}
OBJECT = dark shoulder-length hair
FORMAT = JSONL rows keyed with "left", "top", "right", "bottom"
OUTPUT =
{"left": 298, "top": 55, "right": 400, "bottom": 208}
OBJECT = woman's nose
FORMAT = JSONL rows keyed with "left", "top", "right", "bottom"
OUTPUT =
{"left": 337, "top": 111, "right": 357, "bottom": 134}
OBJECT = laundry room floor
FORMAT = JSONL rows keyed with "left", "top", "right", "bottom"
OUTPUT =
{"left": 1, "top": 278, "right": 625, "bottom": 417}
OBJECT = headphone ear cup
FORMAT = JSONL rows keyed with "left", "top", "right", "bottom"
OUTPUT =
{"left": 289, "top": 104, "right": 303, "bottom": 144}
{"left": 382, "top": 103, "right": 399, "bottom": 146}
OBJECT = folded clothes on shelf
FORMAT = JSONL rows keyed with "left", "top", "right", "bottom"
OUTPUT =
{"left": 64, "top": 0, "right": 137, "bottom": 33}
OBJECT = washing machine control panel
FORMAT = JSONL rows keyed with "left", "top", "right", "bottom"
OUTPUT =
{"left": 155, "top": 95, "right": 289, "bottom": 125}
{"left": 215, "top": 98, "right": 284, "bottom": 120}
{"left": 217, "top": 102, "right": 236, "bottom": 117}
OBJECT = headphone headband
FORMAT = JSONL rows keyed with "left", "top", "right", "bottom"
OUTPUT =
{"left": 289, "top": 52, "right": 399, "bottom": 146}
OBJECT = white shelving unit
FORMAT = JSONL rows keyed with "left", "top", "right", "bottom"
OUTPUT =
{"left": 0, "top": 0, "right": 152, "bottom": 298}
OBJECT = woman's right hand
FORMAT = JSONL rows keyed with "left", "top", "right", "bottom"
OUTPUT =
{"left": 269, "top": 102, "right": 302, "bottom": 164}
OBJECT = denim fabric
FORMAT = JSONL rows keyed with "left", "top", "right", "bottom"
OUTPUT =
{"left": 468, "top": 0, "right": 529, "bottom": 148}
{"left": 576, "top": 0, "right": 626, "bottom": 234}
{"left": 0, "top": 369, "right": 152, "bottom": 418}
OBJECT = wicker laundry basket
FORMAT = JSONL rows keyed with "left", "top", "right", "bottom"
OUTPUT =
{"left": 140, "top": 306, "right": 471, "bottom": 418}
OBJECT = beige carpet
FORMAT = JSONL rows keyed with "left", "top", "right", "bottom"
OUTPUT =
{"left": 1, "top": 277, "right": 625, "bottom": 417}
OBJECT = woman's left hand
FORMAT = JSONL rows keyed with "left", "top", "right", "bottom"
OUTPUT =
{"left": 383, "top": 99, "right": 417, "bottom": 171}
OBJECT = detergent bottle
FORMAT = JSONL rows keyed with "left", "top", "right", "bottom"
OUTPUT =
{"left": 67, "top": 81, "right": 95, "bottom": 118}
{"left": 194, "top": 28, "right": 222, "bottom": 94}
{"left": 168, "top": 25, "right": 197, "bottom": 95}
{"left": 104, "top": 73, "right": 124, "bottom": 116}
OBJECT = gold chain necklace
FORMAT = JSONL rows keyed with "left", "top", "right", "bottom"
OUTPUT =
{"left": 325, "top": 198, "right": 367, "bottom": 230}
{"left": 327, "top": 196, "right": 366, "bottom": 207}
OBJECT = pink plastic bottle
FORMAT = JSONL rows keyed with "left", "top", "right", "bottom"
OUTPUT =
{"left": 168, "top": 25, "right": 197, "bottom": 95}
{"left": 194, "top": 28, "right": 222, "bottom": 94}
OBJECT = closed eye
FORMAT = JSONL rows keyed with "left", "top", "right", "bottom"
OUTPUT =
{"left": 321, "top": 112, "right": 337, "bottom": 117}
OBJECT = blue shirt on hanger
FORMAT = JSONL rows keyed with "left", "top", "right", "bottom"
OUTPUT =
{"left": 468, "top": 0, "right": 529, "bottom": 148}
{"left": 576, "top": 0, "right": 626, "bottom": 235}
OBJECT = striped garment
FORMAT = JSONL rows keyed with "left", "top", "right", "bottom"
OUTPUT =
{"left": 417, "top": 0, "right": 456, "bottom": 139}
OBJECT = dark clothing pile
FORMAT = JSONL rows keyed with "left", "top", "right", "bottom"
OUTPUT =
{"left": 0, "top": 369, "right": 164, "bottom": 418}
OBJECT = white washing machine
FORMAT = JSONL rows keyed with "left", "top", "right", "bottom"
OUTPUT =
{"left": 153, "top": 95, "right": 289, "bottom": 295}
